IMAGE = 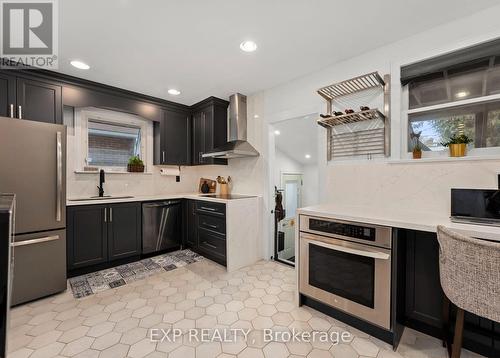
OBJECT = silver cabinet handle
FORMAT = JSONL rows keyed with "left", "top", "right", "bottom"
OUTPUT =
{"left": 109, "top": 207, "right": 113, "bottom": 222}
{"left": 18, "top": 105, "right": 22, "bottom": 119}
{"left": 104, "top": 208, "right": 107, "bottom": 222}
{"left": 9, "top": 104, "right": 14, "bottom": 118}
{"left": 12, "top": 235, "right": 59, "bottom": 247}
{"left": 56, "top": 131, "right": 62, "bottom": 222}
{"left": 200, "top": 206, "right": 216, "bottom": 211}
{"left": 203, "top": 223, "right": 218, "bottom": 229}
{"left": 203, "top": 241, "right": 217, "bottom": 249}
{"left": 162, "top": 151, "right": 165, "bottom": 163}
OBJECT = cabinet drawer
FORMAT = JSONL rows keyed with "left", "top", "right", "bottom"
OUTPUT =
{"left": 198, "top": 228, "right": 226, "bottom": 259}
{"left": 196, "top": 201, "right": 225, "bottom": 216}
{"left": 198, "top": 214, "right": 226, "bottom": 235}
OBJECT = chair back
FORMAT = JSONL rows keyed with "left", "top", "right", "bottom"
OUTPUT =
{"left": 436, "top": 225, "right": 500, "bottom": 323}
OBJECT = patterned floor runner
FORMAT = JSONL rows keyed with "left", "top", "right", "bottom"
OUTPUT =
{"left": 69, "top": 249, "right": 203, "bottom": 298}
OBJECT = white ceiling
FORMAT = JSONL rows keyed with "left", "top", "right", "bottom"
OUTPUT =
{"left": 58, "top": 0, "right": 498, "bottom": 105}
{"left": 274, "top": 114, "right": 318, "bottom": 165}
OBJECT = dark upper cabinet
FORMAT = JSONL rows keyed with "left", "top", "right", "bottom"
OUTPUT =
{"left": 16, "top": 77, "right": 62, "bottom": 124}
{"left": 191, "top": 97, "right": 229, "bottom": 166}
{"left": 67, "top": 202, "right": 141, "bottom": 272}
{"left": 154, "top": 108, "right": 191, "bottom": 165}
{"left": 0, "top": 73, "right": 16, "bottom": 118}
{"left": 67, "top": 205, "right": 108, "bottom": 270}
{"left": 108, "top": 202, "right": 141, "bottom": 261}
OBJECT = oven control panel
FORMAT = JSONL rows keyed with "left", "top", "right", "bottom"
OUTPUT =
{"left": 308, "top": 218, "right": 376, "bottom": 241}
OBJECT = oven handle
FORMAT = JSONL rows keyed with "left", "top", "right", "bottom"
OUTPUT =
{"left": 307, "top": 238, "right": 390, "bottom": 260}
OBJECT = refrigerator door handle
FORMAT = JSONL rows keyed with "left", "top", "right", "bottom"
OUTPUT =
{"left": 12, "top": 235, "right": 60, "bottom": 247}
{"left": 56, "top": 131, "right": 63, "bottom": 222}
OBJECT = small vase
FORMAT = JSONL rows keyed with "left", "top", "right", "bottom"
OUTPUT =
{"left": 449, "top": 143, "right": 466, "bottom": 157}
{"left": 412, "top": 150, "right": 422, "bottom": 159}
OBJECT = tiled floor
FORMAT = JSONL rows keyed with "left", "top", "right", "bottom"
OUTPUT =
{"left": 8, "top": 259, "right": 483, "bottom": 358}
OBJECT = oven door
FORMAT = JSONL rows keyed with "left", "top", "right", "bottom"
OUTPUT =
{"left": 299, "top": 232, "right": 391, "bottom": 330}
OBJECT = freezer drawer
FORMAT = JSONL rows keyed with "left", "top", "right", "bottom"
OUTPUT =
{"left": 11, "top": 229, "right": 66, "bottom": 305}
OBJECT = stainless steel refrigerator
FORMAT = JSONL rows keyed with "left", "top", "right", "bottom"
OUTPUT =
{"left": 0, "top": 117, "right": 67, "bottom": 305}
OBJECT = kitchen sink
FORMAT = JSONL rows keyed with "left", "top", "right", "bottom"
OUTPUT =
{"left": 68, "top": 196, "right": 134, "bottom": 202}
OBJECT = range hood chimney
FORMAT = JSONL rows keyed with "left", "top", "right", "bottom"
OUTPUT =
{"left": 202, "top": 93, "right": 260, "bottom": 159}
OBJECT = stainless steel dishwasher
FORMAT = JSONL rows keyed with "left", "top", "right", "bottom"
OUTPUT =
{"left": 142, "top": 200, "right": 182, "bottom": 254}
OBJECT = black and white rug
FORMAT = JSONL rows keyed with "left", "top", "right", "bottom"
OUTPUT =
{"left": 69, "top": 249, "right": 203, "bottom": 298}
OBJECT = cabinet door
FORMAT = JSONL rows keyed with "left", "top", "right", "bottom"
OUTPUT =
{"left": 0, "top": 73, "right": 16, "bottom": 118}
{"left": 67, "top": 205, "right": 107, "bottom": 270}
{"left": 192, "top": 111, "right": 205, "bottom": 165}
{"left": 16, "top": 77, "right": 62, "bottom": 124}
{"left": 405, "top": 230, "right": 444, "bottom": 335}
{"left": 108, "top": 202, "right": 141, "bottom": 261}
{"left": 185, "top": 200, "right": 197, "bottom": 248}
{"left": 163, "top": 109, "right": 191, "bottom": 165}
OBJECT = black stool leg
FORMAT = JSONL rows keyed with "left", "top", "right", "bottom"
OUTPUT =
{"left": 451, "top": 308, "right": 464, "bottom": 358}
{"left": 442, "top": 295, "right": 450, "bottom": 348}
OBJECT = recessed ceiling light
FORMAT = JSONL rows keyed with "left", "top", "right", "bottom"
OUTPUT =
{"left": 254, "top": 114, "right": 260, "bottom": 119}
{"left": 274, "top": 130, "right": 281, "bottom": 135}
{"left": 168, "top": 89, "right": 181, "bottom": 96}
{"left": 70, "top": 60, "right": 90, "bottom": 70}
{"left": 305, "top": 154, "right": 311, "bottom": 159}
{"left": 240, "top": 40, "right": 257, "bottom": 52}
{"left": 455, "top": 91, "right": 469, "bottom": 98}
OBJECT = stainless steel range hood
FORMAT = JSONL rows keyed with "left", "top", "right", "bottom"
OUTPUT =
{"left": 202, "top": 93, "right": 259, "bottom": 159}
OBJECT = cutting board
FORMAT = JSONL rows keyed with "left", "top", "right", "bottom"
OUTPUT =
{"left": 199, "top": 178, "right": 217, "bottom": 193}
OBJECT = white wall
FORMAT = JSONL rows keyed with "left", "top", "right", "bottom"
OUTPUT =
{"left": 251, "top": 5, "right": 500, "bottom": 230}
{"left": 302, "top": 164, "right": 319, "bottom": 207}
{"left": 66, "top": 5, "right": 500, "bottom": 261}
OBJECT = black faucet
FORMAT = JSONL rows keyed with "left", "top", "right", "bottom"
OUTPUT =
{"left": 97, "top": 169, "right": 105, "bottom": 197}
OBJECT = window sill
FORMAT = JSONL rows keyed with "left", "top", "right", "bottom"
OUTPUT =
{"left": 388, "top": 155, "right": 500, "bottom": 164}
{"left": 74, "top": 170, "right": 153, "bottom": 175}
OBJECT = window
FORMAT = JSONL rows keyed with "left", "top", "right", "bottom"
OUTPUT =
{"left": 75, "top": 108, "right": 151, "bottom": 172}
{"left": 406, "top": 56, "right": 500, "bottom": 154}
{"left": 87, "top": 120, "right": 141, "bottom": 168}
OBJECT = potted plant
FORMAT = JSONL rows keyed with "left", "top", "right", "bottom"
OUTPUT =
{"left": 412, "top": 141, "right": 422, "bottom": 159}
{"left": 127, "top": 155, "right": 145, "bottom": 172}
{"left": 441, "top": 134, "right": 473, "bottom": 157}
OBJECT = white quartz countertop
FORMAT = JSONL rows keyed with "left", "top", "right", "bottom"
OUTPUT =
{"left": 67, "top": 193, "right": 259, "bottom": 206}
{"left": 298, "top": 204, "right": 500, "bottom": 242}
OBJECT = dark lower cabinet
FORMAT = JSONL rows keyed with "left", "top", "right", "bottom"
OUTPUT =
{"left": 16, "top": 77, "right": 62, "bottom": 124}
{"left": 184, "top": 200, "right": 226, "bottom": 266}
{"left": 67, "top": 202, "right": 141, "bottom": 273}
{"left": 0, "top": 73, "right": 16, "bottom": 118}
{"left": 108, "top": 203, "right": 141, "bottom": 261}
{"left": 185, "top": 200, "right": 197, "bottom": 247}
{"left": 67, "top": 205, "right": 107, "bottom": 270}
{"left": 403, "top": 230, "right": 499, "bottom": 357}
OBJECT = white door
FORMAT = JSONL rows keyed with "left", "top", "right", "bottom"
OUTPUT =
{"left": 277, "top": 173, "right": 302, "bottom": 262}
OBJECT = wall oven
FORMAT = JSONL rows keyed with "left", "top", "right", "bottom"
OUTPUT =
{"left": 299, "top": 215, "right": 392, "bottom": 330}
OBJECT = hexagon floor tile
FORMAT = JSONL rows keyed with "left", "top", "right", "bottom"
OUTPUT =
{"left": 7, "top": 259, "right": 485, "bottom": 358}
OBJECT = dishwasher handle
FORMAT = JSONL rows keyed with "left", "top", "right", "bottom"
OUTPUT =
{"left": 143, "top": 200, "right": 181, "bottom": 208}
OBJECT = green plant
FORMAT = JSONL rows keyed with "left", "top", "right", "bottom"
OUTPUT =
{"left": 441, "top": 134, "right": 473, "bottom": 147}
{"left": 128, "top": 155, "right": 144, "bottom": 166}
{"left": 412, "top": 141, "right": 422, "bottom": 152}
